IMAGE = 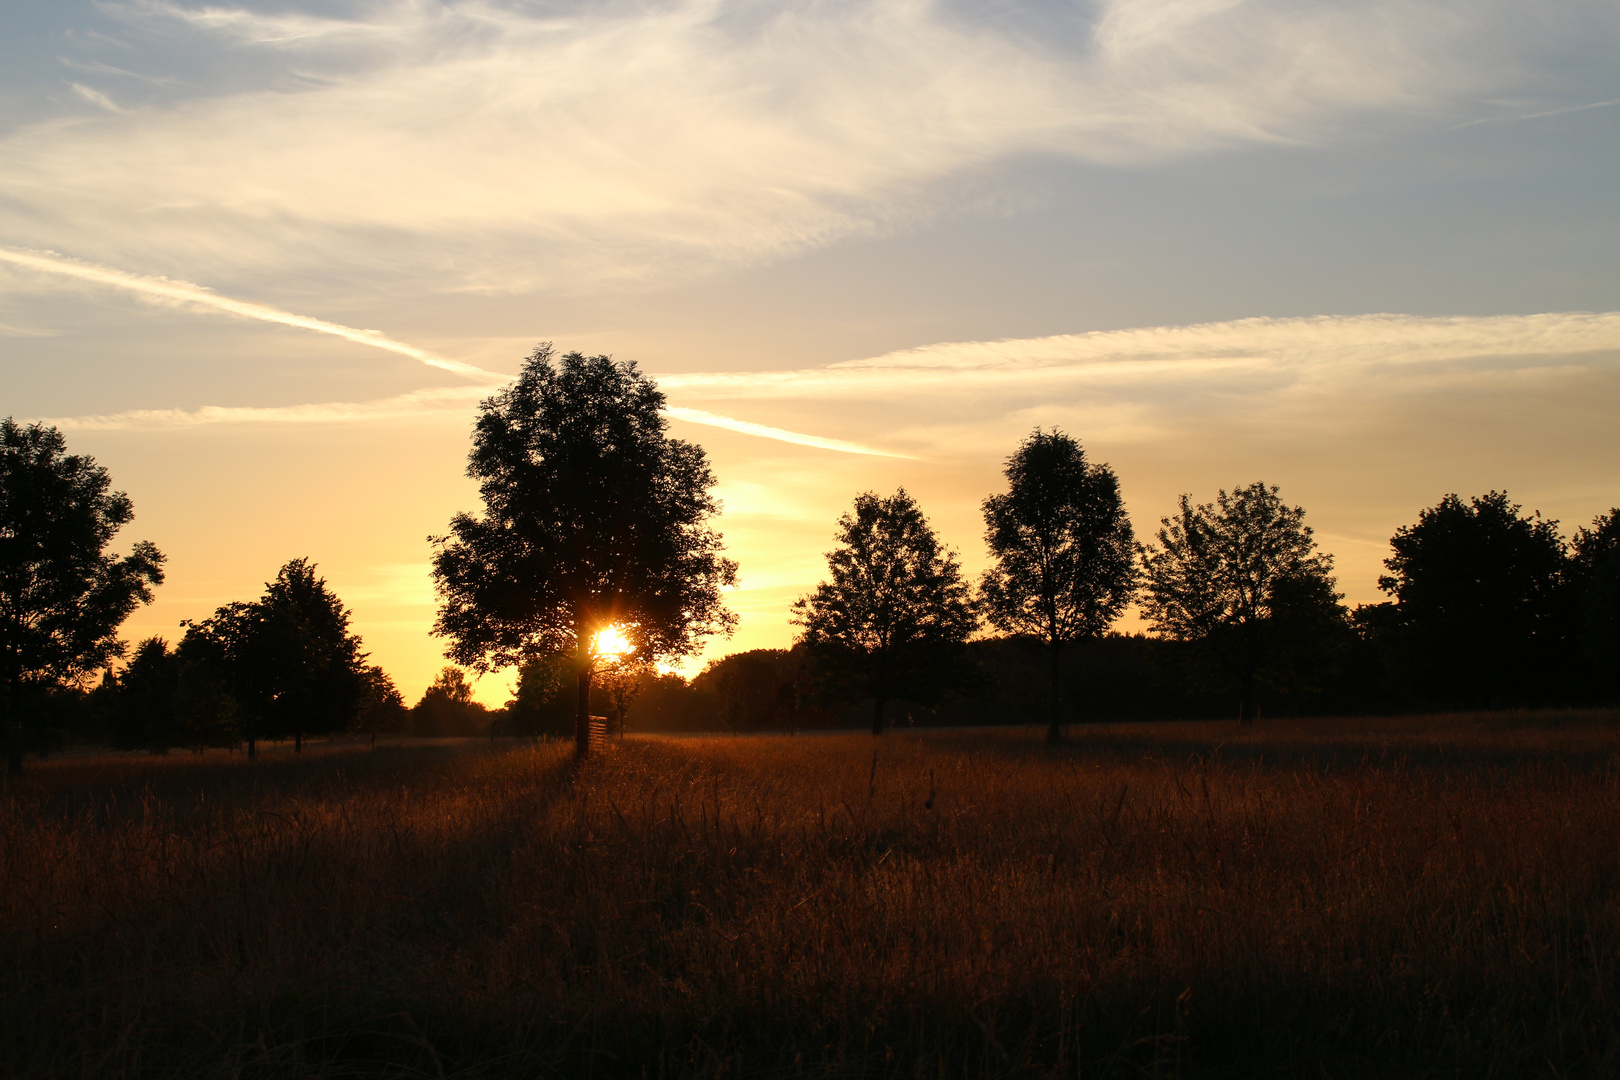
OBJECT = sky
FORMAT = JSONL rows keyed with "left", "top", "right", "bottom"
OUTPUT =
{"left": 3, "top": 0, "right": 1619, "bottom": 706}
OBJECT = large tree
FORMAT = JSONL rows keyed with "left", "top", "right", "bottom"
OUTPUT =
{"left": 1139, "top": 482, "right": 1344, "bottom": 722}
{"left": 1376, "top": 491, "right": 1572, "bottom": 706}
{"left": 181, "top": 558, "right": 368, "bottom": 757}
{"left": 0, "top": 419, "right": 165, "bottom": 771}
{"left": 792, "top": 489, "right": 976, "bottom": 734}
{"left": 430, "top": 345, "right": 737, "bottom": 757}
{"left": 979, "top": 429, "right": 1136, "bottom": 742}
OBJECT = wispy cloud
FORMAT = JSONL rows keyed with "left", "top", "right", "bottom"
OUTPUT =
{"left": 37, "top": 385, "right": 494, "bottom": 430}
{"left": 33, "top": 306, "right": 1620, "bottom": 461}
{"left": 5, "top": 0, "right": 1607, "bottom": 287}
{"left": 657, "top": 312, "right": 1620, "bottom": 401}
{"left": 67, "top": 83, "right": 122, "bottom": 112}
{"left": 40, "top": 392, "right": 920, "bottom": 459}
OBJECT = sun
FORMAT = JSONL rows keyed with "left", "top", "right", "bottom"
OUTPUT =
{"left": 592, "top": 624, "right": 634, "bottom": 660}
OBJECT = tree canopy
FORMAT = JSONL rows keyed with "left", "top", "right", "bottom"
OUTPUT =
{"left": 410, "top": 666, "right": 492, "bottom": 737}
{"left": 979, "top": 429, "right": 1136, "bottom": 741}
{"left": 1139, "top": 482, "right": 1344, "bottom": 722}
{"left": 430, "top": 345, "right": 737, "bottom": 756}
{"left": 1572, "top": 510, "right": 1620, "bottom": 689}
{"left": 0, "top": 419, "right": 165, "bottom": 771}
{"left": 792, "top": 489, "right": 976, "bottom": 734}
{"left": 181, "top": 558, "right": 368, "bottom": 756}
{"left": 1375, "top": 491, "right": 1573, "bottom": 706}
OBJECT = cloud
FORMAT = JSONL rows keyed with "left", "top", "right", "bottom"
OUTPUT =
{"left": 36, "top": 306, "right": 1620, "bottom": 463}
{"left": 39, "top": 391, "right": 921, "bottom": 459}
{"left": 68, "top": 83, "right": 122, "bottom": 112}
{"left": 657, "top": 311, "right": 1620, "bottom": 400}
{"left": 36, "top": 385, "right": 494, "bottom": 430}
{"left": 3, "top": 0, "right": 1610, "bottom": 287}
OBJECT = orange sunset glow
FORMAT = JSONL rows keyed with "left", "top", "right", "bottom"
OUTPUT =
{"left": 5, "top": 3, "right": 1620, "bottom": 1076}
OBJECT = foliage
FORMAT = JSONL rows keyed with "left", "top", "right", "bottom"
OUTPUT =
{"left": 353, "top": 665, "right": 408, "bottom": 738}
{"left": 411, "top": 666, "right": 492, "bottom": 737}
{"left": 430, "top": 344, "right": 737, "bottom": 754}
{"left": 792, "top": 489, "right": 977, "bottom": 733}
{"left": 1139, "top": 482, "right": 1346, "bottom": 721}
{"left": 595, "top": 661, "right": 646, "bottom": 736}
{"left": 0, "top": 418, "right": 165, "bottom": 769}
{"left": 507, "top": 654, "right": 575, "bottom": 738}
{"left": 181, "top": 558, "right": 368, "bottom": 753}
{"left": 691, "top": 648, "right": 802, "bottom": 731}
{"left": 979, "top": 429, "right": 1136, "bottom": 739}
{"left": 1572, "top": 509, "right": 1620, "bottom": 689}
{"left": 1376, "top": 491, "right": 1572, "bottom": 707}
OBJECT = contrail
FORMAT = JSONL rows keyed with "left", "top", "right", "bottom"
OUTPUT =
{"left": 5, "top": 245, "right": 915, "bottom": 458}
{"left": 0, "top": 246, "right": 504, "bottom": 381}
{"left": 43, "top": 395, "right": 915, "bottom": 459}
{"left": 662, "top": 407, "right": 915, "bottom": 458}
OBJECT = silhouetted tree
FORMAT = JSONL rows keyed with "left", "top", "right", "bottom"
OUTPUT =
{"left": 182, "top": 558, "right": 368, "bottom": 756}
{"left": 1572, "top": 510, "right": 1620, "bottom": 694}
{"left": 692, "top": 648, "right": 801, "bottom": 731}
{"left": 0, "top": 419, "right": 165, "bottom": 771}
{"left": 596, "top": 661, "right": 647, "bottom": 737}
{"left": 979, "top": 429, "right": 1136, "bottom": 742}
{"left": 793, "top": 489, "right": 976, "bottom": 734}
{"left": 507, "top": 653, "right": 576, "bottom": 738}
{"left": 411, "top": 666, "right": 491, "bottom": 736}
{"left": 431, "top": 345, "right": 737, "bottom": 758}
{"left": 354, "top": 665, "right": 407, "bottom": 746}
{"left": 1139, "top": 482, "right": 1344, "bottom": 722}
{"left": 110, "top": 637, "right": 179, "bottom": 753}
{"left": 1376, "top": 492, "right": 1571, "bottom": 707}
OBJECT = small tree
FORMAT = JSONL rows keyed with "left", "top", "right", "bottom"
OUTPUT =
{"left": 431, "top": 345, "right": 738, "bottom": 758}
{"left": 691, "top": 649, "right": 800, "bottom": 731}
{"left": 596, "top": 660, "right": 647, "bottom": 737}
{"left": 792, "top": 489, "right": 976, "bottom": 734}
{"left": 507, "top": 653, "right": 576, "bottom": 738}
{"left": 111, "top": 637, "right": 180, "bottom": 754}
{"left": 0, "top": 419, "right": 166, "bottom": 771}
{"left": 1377, "top": 492, "right": 1572, "bottom": 706}
{"left": 979, "top": 429, "right": 1136, "bottom": 742}
{"left": 182, "top": 558, "right": 368, "bottom": 756}
{"left": 353, "top": 665, "right": 407, "bottom": 746}
{"left": 1139, "top": 482, "right": 1343, "bottom": 722}
{"left": 411, "top": 666, "right": 490, "bottom": 737}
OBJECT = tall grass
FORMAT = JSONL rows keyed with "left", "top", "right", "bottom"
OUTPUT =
{"left": 4, "top": 716, "right": 1620, "bottom": 1077}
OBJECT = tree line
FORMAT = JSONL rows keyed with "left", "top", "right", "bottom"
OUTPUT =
{"left": 4, "top": 349, "right": 1617, "bottom": 766}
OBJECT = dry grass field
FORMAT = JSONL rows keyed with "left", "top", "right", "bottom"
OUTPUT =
{"left": 5, "top": 714, "right": 1620, "bottom": 1078}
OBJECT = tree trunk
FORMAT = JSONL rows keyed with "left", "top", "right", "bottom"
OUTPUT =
{"left": 575, "top": 662, "right": 592, "bottom": 759}
{"left": 871, "top": 696, "right": 888, "bottom": 736}
{"left": 5, "top": 670, "right": 19, "bottom": 775}
{"left": 294, "top": 732, "right": 302, "bottom": 754}
{"left": 1238, "top": 672, "right": 1256, "bottom": 724}
{"left": 1046, "top": 641, "right": 1063, "bottom": 745}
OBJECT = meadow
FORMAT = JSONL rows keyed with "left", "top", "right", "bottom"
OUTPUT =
{"left": 4, "top": 715, "right": 1620, "bottom": 1078}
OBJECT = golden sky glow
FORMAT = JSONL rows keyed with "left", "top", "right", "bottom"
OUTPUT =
{"left": 4, "top": 0, "right": 1619, "bottom": 706}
